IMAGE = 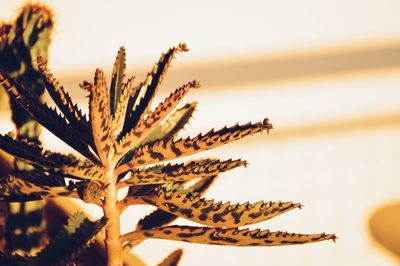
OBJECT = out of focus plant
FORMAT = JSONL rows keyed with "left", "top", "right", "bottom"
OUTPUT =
{"left": 0, "top": 2, "right": 53, "bottom": 254}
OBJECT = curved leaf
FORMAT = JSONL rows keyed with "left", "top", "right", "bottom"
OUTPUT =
{"left": 136, "top": 175, "right": 217, "bottom": 231}
{"left": 0, "top": 72, "right": 97, "bottom": 162}
{"left": 30, "top": 213, "right": 107, "bottom": 266}
{"left": 148, "top": 102, "right": 197, "bottom": 142}
{"left": 116, "top": 80, "right": 199, "bottom": 159}
{"left": 0, "top": 175, "right": 77, "bottom": 202}
{"left": 119, "top": 159, "right": 245, "bottom": 186}
{"left": 157, "top": 249, "right": 183, "bottom": 266}
{"left": 0, "top": 133, "right": 52, "bottom": 168}
{"left": 118, "top": 119, "right": 272, "bottom": 171}
{"left": 122, "top": 185, "right": 301, "bottom": 227}
{"left": 122, "top": 43, "right": 189, "bottom": 135}
{"left": 110, "top": 75, "right": 135, "bottom": 138}
{"left": 90, "top": 69, "right": 112, "bottom": 163}
{"left": 122, "top": 225, "right": 336, "bottom": 247}
{"left": 110, "top": 46, "right": 126, "bottom": 115}
{"left": 61, "top": 160, "right": 106, "bottom": 181}
{"left": 37, "top": 57, "right": 92, "bottom": 146}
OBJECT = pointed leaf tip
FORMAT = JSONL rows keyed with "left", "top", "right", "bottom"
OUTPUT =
{"left": 122, "top": 226, "right": 337, "bottom": 247}
{"left": 131, "top": 186, "right": 303, "bottom": 227}
{"left": 128, "top": 120, "right": 270, "bottom": 166}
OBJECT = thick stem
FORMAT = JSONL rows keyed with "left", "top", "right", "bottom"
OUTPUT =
{"left": 103, "top": 168, "right": 122, "bottom": 266}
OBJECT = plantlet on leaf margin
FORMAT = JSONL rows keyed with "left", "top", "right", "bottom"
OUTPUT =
{"left": 0, "top": 42, "right": 336, "bottom": 266}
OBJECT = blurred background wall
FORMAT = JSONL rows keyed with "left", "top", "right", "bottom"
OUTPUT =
{"left": 2, "top": 1, "right": 400, "bottom": 265}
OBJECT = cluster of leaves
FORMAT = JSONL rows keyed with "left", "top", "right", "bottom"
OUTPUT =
{"left": 0, "top": 3, "right": 336, "bottom": 266}
{"left": 0, "top": 42, "right": 336, "bottom": 265}
{"left": 0, "top": 213, "right": 106, "bottom": 266}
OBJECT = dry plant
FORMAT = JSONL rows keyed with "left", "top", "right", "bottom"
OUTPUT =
{"left": 0, "top": 3, "right": 336, "bottom": 266}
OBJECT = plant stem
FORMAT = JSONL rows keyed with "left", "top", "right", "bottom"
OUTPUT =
{"left": 103, "top": 167, "right": 122, "bottom": 266}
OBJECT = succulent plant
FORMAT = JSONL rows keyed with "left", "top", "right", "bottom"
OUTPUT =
{"left": 0, "top": 40, "right": 336, "bottom": 265}
{"left": 0, "top": 2, "right": 54, "bottom": 253}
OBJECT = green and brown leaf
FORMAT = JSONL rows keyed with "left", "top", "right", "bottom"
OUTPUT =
{"left": 118, "top": 159, "right": 245, "bottom": 186}
{"left": 122, "top": 184, "right": 301, "bottom": 228}
{"left": 122, "top": 225, "right": 336, "bottom": 247}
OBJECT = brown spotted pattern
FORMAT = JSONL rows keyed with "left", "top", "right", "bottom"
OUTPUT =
{"left": 132, "top": 176, "right": 217, "bottom": 232}
{"left": 0, "top": 40, "right": 336, "bottom": 262}
{"left": 0, "top": 132, "right": 80, "bottom": 171}
{"left": 0, "top": 72, "right": 97, "bottom": 161}
{"left": 119, "top": 159, "right": 246, "bottom": 186}
{"left": 146, "top": 102, "right": 198, "bottom": 143}
{"left": 124, "top": 184, "right": 301, "bottom": 227}
{"left": 128, "top": 43, "right": 189, "bottom": 125}
{"left": 122, "top": 225, "right": 336, "bottom": 247}
{"left": 61, "top": 160, "right": 106, "bottom": 181}
{"left": 89, "top": 69, "right": 113, "bottom": 162}
{"left": 37, "top": 58, "right": 91, "bottom": 143}
{"left": 0, "top": 132, "right": 50, "bottom": 167}
{"left": 110, "top": 46, "right": 126, "bottom": 115}
{"left": 110, "top": 76, "right": 134, "bottom": 138}
{"left": 0, "top": 175, "right": 77, "bottom": 201}
{"left": 116, "top": 80, "right": 199, "bottom": 158}
{"left": 120, "top": 119, "right": 272, "bottom": 170}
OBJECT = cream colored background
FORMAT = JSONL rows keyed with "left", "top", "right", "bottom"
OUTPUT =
{"left": 2, "top": 1, "right": 400, "bottom": 265}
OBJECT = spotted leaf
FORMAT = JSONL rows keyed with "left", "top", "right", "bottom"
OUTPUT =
{"left": 135, "top": 175, "right": 217, "bottom": 232}
{"left": 110, "top": 46, "right": 126, "bottom": 115}
{"left": 37, "top": 57, "right": 92, "bottom": 146}
{"left": 116, "top": 102, "right": 198, "bottom": 170}
{"left": 122, "top": 225, "right": 336, "bottom": 247}
{"left": 61, "top": 160, "right": 106, "bottom": 181}
{"left": 143, "top": 102, "right": 197, "bottom": 143}
{"left": 89, "top": 69, "right": 113, "bottom": 162}
{"left": 110, "top": 75, "right": 135, "bottom": 138}
{"left": 30, "top": 213, "right": 107, "bottom": 266}
{"left": 116, "top": 80, "right": 199, "bottom": 159}
{"left": 122, "top": 43, "right": 189, "bottom": 135}
{"left": 118, "top": 119, "right": 272, "bottom": 172}
{"left": 0, "top": 133, "right": 52, "bottom": 168}
{"left": 119, "top": 159, "right": 245, "bottom": 186}
{"left": 0, "top": 72, "right": 97, "bottom": 161}
{"left": 122, "top": 185, "right": 301, "bottom": 227}
{"left": 0, "top": 175, "right": 77, "bottom": 202}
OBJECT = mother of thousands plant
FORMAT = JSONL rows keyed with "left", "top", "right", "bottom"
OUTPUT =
{"left": 0, "top": 42, "right": 336, "bottom": 265}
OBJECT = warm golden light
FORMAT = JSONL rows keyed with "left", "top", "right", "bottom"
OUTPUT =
{"left": 1, "top": 1, "right": 400, "bottom": 265}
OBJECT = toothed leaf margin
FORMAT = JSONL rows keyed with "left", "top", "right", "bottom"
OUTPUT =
{"left": 30, "top": 212, "right": 107, "bottom": 266}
